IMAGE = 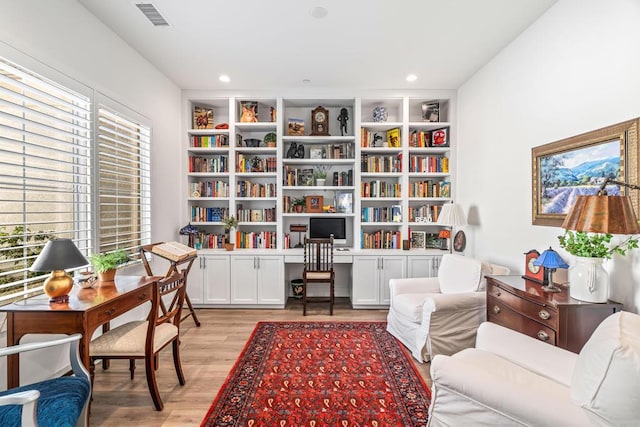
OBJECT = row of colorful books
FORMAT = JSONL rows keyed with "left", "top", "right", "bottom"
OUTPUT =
{"left": 409, "top": 155, "right": 449, "bottom": 173}
{"left": 361, "top": 154, "right": 402, "bottom": 173}
{"left": 236, "top": 207, "right": 277, "bottom": 223}
{"left": 235, "top": 154, "right": 277, "bottom": 173}
{"left": 408, "top": 180, "right": 451, "bottom": 198}
{"left": 361, "top": 205, "right": 402, "bottom": 223}
{"left": 190, "top": 181, "right": 229, "bottom": 198}
{"left": 188, "top": 155, "right": 229, "bottom": 173}
{"left": 236, "top": 181, "right": 277, "bottom": 198}
{"left": 190, "top": 134, "right": 229, "bottom": 148}
{"left": 361, "top": 181, "right": 401, "bottom": 198}
{"left": 360, "top": 229, "right": 402, "bottom": 249}
{"left": 408, "top": 204, "right": 442, "bottom": 223}
{"left": 190, "top": 206, "right": 229, "bottom": 223}
{"left": 233, "top": 230, "right": 277, "bottom": 249}
{"left": 282, "top": 167, "right": 314, "bottom": 186}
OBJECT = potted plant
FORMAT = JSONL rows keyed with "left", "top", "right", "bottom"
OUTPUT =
{"left": 293, "top": 197, "right": 306, "bottom": 213}
{"left": 264, "top": 132, "right": 277, "bottom": 148}
{"left": 558, "top": 230, "right": 638, "bottom": 302}
{"left": 314, "top": 165, "right": 329, "bottom": 186}
{"left": 223, "top": 216, "right": 238, "bottom": 250}
{"left": 89, "top": 249, "right": 129, "bottom": 282}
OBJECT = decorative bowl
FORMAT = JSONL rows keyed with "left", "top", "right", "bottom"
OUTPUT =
{"left": 244, "top": 138, "right": 261, "bottom": 147}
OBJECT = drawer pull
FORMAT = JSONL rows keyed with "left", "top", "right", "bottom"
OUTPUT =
{"left": 104, "top": 308, "right": 116, "bottom": 316}
{"left": 537, "top": 330, "right": 549, "bottom": 341}
{"left": 138, "top": 293, "right": 148, "bottom": 300}
{"left": 492, "top": 305, "right": 501, "bottom": 314}
{"left": 495, "top": 290, "right": 501, "bottom": 297}
{"left": 538, "top": 309, "right": 550, "bottom": 320}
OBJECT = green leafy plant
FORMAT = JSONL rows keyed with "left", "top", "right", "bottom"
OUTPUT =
{"left": 222, "top": 215, "right": 238, "bottom": 231}
{"left": 314, "top": 165, "right": 329, "bottom": 179}
{"left": 0, "top": 227, "right": 55, "bottom": 289}
{"left": 293, "top": 197, "right": 306, "bottom": 206}
{"left": 264, "top": 132, "right": 277, "bottom": 145}
{"left": 89, "top": 249, "right": 129, "bottom": 273}
{"left": 558, "top": 230, "right": 639, "bottom": 260}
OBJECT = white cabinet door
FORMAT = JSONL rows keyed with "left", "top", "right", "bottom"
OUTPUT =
{"left": 257, "top": 256, "right": 284, "bottom": 305}
{"left": 379, "top": 256, "right": 407, "bottom": 305}
{"left": 407, "top": 255, "right": 439, "bottom": 278}
{"left": 185, "top": 255, "right": 205, "bottom": 304}
{"left": 203, "top": 255, "right": 231, "bottom": 304}
{"left": 230, "top": 256, "right": 258, "bottom": 304}
{"left": 352, "top": 256, "right": 380, "bottom": 305}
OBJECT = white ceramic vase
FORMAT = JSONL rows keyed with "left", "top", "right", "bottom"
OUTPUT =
{"left": 316, "top": 178, "right": 326, "bottom": 187}
{"left": 569, "top": 256, "right": 609, "bottom": 303}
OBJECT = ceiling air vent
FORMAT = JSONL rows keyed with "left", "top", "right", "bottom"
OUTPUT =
{"left": 135, "top": 3, "right": 169, "bottom": 26}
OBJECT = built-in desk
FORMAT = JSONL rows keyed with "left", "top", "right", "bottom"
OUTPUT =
{"left": 0, "top": 275, "right": 159, "bottom": 388}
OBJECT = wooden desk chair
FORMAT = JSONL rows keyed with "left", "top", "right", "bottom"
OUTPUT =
{"left": 89, "top": 272, "right": 186, "bottom": 410}
{"left": 140, "top": 242, "right": 200, "bottom": 327}
{"left": 303, "top": 236, "right": 335, "bottom": 315}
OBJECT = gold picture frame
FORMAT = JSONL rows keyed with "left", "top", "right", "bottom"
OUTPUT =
{"left": 532, "top": 118, "right": 639, "bottom": 226}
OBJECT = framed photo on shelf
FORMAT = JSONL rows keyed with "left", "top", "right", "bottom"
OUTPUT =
{"left": 193, "top": 105, "right": 213, "bottom": 129}
{"left": 305, "top": 195, "right": 324, "bottom": 213}
{"left": 288, "top": 118, "right": 305, "bottom": 136}
{"left": 410, "top": 231, "right": 426, "bottom": 249}
{"left": 531, "top": 118, "right": 639, "bottom": 226}
{"left": 309, "top": 147, "right": 324, "bottom": 159}
{"left": 337, "top": 193, "right": 353, "bottom": 213}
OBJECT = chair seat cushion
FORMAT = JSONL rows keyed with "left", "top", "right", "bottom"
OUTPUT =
{"left": 0, "top": 376, "right": 89, "bottom": 427}
{"left": 90, "top": 320, "right": 178, "bottom": 357}
{"left": 571, "top": 311, "right": 640, "bottom": 425}
{"left": 305, "top": 271, "right": 332, "bottom": 280}
{"left": 391, "top": 293, "right": 429, "bottom": 323}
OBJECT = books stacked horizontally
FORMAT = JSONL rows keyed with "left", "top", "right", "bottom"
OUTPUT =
{"left": 152, "top": 241, "right": 197, "bottom": 262}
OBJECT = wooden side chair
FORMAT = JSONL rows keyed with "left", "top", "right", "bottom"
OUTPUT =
{"left": 89, "top": 272, "right": 187, "bottom": 410}
{"left": 303, "top": 236, "right": 335, "bottom": 315}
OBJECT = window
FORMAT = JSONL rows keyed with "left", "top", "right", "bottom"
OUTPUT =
{"left": 0, "top": 55, "right": 152, "bottom": 305}
{"left": 0, "top": 56, "right": 92, "bottom": 303}
{"left": 96, "top": 103, "right": 151, "bottom": 261}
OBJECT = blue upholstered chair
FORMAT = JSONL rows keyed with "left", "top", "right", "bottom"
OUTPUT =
{"left": 0, "top": 334, "right": 90, "bottom": 427}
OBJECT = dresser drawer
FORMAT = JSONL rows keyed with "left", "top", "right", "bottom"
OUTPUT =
{"left": 488, "top": 297, "right": 557, "bottom": 346}
{"left": 487, "top": 282, "right": 558, "bottom": 330}
{"left": 87, "top": 286, "right": 153, "bottom": 326}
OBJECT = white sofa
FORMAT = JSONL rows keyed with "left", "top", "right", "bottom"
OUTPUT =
{"left": 386, "top": 254, "right": 509, "bottom": 363}
{"left": 428, "top": 311, "right": 640, "bottom": 426}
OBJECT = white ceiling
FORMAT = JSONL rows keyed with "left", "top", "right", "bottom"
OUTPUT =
{"left": 77, "top": 0, "right": 556, "bottom": 91}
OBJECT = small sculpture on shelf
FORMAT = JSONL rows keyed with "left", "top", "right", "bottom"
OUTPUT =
{"left": 286, "top": 142, "right": 298, "bottom": 159}
{"left": 296, "top": 144, "right": 305, "bottom": 158}
{"left": 373, "top": 106, "right": 388, "bottom": 123}
{"left": 372, "top": 133, "right": 383, "bottom": 147}
{"left": 337, "top": 108, "right": 349, "bottom": 136}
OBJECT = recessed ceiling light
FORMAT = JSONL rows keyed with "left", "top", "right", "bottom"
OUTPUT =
{"left": 219, "top": 75, "right": 230, "bottom": 83}
{"left": 406, "top": 74, "right": 417, "bottom": 82}
{"left": 302, "top": 79, "right": 311, "bottom": 84}
{"left": 310, "top": 6, "right": 328, "bottom": 19}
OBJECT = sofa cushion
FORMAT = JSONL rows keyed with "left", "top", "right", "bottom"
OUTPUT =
{"left": 571, "top": 311, "right": 640, "bottom": 425}
{"left": 438, "top": 254, "right": 482, "bottom": 294}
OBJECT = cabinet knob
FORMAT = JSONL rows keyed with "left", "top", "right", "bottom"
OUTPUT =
{"left": 492, "top": 305, "right": 501, "bottom": 314}
{"left": 538, "top": 309, "right": 550, "bottom": 320}
{"left": 495, "top": 290, "right": 501, "bottom": 297}
{"left": 104, "top": 308, "right": 116, "bottom": 316}
{"left": 537, "top": 330, "right": 549, "bottom": 341}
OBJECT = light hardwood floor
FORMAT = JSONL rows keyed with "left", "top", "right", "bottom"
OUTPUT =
{"left": 89, "top": 298, "right": 432, "bottom": 426}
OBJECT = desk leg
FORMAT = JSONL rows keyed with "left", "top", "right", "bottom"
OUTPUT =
{"left": 181, "top": 292, "right": 201, "bottom": 327}
{"left": 6, "top": 314, "right": 22, "bottom": 388}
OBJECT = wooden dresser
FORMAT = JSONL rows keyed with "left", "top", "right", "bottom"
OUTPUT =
{"left": 486, "top": 275, "right": 622, "bottom": 353}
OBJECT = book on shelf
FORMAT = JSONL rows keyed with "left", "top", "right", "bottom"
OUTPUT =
{"left": 152, "top": 241, "right": 197, "bottom": 261}
{"left": 431, "top": 127, "right": 449, "bottom": 147}
{"left": 386, "top": 127, "right": 401, "bottom": 147}
{"left": 440, "top": 181, "right": 451, "bottom": 198}
{"left": 193, "top": 105, "right": 214, "bottom": 129}
{"left": 391, "top": 205, "right": 402, "bottom": 222}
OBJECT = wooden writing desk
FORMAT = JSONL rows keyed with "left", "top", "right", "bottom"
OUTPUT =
{"left": 0, "top": 275, "right": 159, "bottom": 388}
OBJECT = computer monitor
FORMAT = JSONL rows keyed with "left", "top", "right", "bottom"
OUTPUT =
{"left": 308, "top": 217, "right": 347, "bottom": 246}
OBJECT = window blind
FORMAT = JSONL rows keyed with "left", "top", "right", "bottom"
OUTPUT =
{"left": 0, "top": 57, "right": 92, "bottom": 303}
{"left": 96, "top": 106, "right": 151, "bottom": 260}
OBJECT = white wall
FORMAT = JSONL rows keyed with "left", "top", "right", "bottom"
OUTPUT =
{"left": 457, "top": 0, "right": 640, "bottom": 312}
{"left": 0, "top": 0, "right": 182, "bottom": 244}
{"left": 0, "top": 0, "right": 181, "bottom": 386}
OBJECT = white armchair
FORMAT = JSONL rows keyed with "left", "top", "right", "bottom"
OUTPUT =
{"left": 386, "top": 254, "right": 509, "bottom": 362}
{"left": 428, "top": 311, "right": 640, "bottom": 426}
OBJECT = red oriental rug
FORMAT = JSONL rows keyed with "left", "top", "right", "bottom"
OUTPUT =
{"left": 201, "top": 321, "right": 431, "bottom": 426}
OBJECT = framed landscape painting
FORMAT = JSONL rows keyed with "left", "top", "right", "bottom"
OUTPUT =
{"left": 532, "top": 118, "right": 639, "bottom": 226}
